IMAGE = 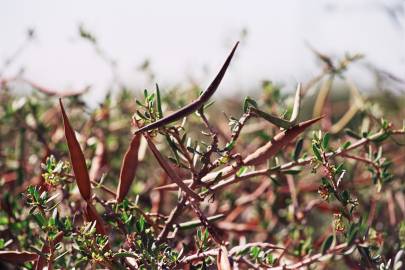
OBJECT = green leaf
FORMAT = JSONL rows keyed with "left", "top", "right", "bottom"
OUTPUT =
{"left": 32, "top": 187, "right": 40, "bottom": 202}
{"left": 347, "top": 226, "right": 358, "bottom": 245}
{"left": 321, "top": 177, "right": 328, "bottom": 185}
{"left": 155, "top": 84, "right": 163, "bottom": 119}
{"left": 243, "top": 96, "right": 258, "bottom": 112}
{"left": 251, "top": 107, "right": 292, "bottom": 129}
{"left": 135, "top": 99, "right": 146, "bottom": 108}
{"left": 236, "top": 167, "right": 247, "bottom": 177}
{"left": 293, "top": 138, "right": 304, "bottom": 161}
{"left": 322, "top": 133, "right": 330, "bottom": 149}
{"left": 250, "top": 246, "right": 261, "bottom": 259}
{"left": 283, "top": 169, "right": 301, "bottom": 175}
{"left": 197, "top": 228, "right": 202, "bottom": 241}
{"left": 136, "top": 216, "right": 145, "bottom": 232}
{"left": 312, "top": 144, "right": 322, "bottom": 161}
{"left": 270, "top": 176, "right": 281, "bottom": 186}
{"left": 147, "top": 93, "right": 155, "bottom": 103}
{"left": 342, "top": 141, "right": 351, "bottom": 150}
{"left": 340, "top": 190, "right": 349, "bottom": 205}
{"left": 335, "top": 163, "right": 344, "bottom": 174}
{"left": 32, "top": 212, "right": 47, "bottom": 228}
{"left": 165, "top": 135, "right": 181, "bottom": 164}
{"left": 321, "top": 235, "right": 334, "bottom": 255}
{"left": 225, "top": 140, "right": 236, "bottom": 151}
{"left": 372, "top": 132, "right": 390, "bottom": 143}
{"left": 345, "top": 129, "right": 361, "bottom": 139}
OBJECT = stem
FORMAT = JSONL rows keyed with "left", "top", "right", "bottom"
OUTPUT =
{"left": 156, "top": 196, "right": 187, "bottom": 242}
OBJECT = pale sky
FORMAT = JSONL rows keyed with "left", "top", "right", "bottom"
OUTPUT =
{"left": 1, "top": 0, "right": 404, "bottom": 103}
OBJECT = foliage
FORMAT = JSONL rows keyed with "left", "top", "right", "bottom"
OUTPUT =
{"left": 0, "top": 44, "right": 405, "bottom": 269}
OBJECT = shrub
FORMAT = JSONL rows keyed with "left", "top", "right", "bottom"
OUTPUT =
{"left": 0, "top": 44, "right": 404, "bottom": 269}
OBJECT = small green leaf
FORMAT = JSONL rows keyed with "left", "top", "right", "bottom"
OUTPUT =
{"left": 243, "top": 96, "right": 258, "bottom": 112}
{"left": 236, "top": 167, "right": 247, "bottom": 177}
{"left": 321, "top": 177, "right": 332, "bottom": 189}
{"left": 283, "top": 169, "right": 301, "bottom": 175}
{"left": 250, "top": 246, "right": 261, "bottom": 259}
{"left": 225, "top": 140, "right": 235, "bottom": 151}
{"left": 293, "top": 138, "right": 304, "bottom": 161}
{"left": 372, "top": 132, "right": 390, "bottom": 143}
{"left": 322, "top": 133, "right": 330, "bottom": 149}
{"left": 335, "top": 163, "right": 344, "bottom": 174}
{"left": 347, "top": 226, "right": 358, "bottom": 245}
{"left": 312, "top": 144, "right": 322, "bottom": 161}
{"left": 340, "top": 190, "right": 350, "bottom": 205}
{"left": 197, "top": 228, "right": 202, "bottom": 241}
{"left": 32, "top": 212, "right": 47, "bottom": 228}
{"left": 345, "top": 129, "right": 361, "bottom": 139}
{"left": 135, "top": 99, "right": 146, "bottom": 108}
{"left": 321, "top": 235, "right": 334, "bottom": 255}
{"left": 251, "top": 107, "right": 292, "bottom": 129}
{"left": 342, "top": 141, "right": 351, "bottom": 150}
{"left": 136, "top": 216, "right": 145, "bottom": 232}
{"left": 166, "top": 135, "right": 181, "bottom": 163}
{"left": 155, "top": 84, "right": 163, "bottom": 119}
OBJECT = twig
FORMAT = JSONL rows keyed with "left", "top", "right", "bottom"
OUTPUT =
{"left": 156, "top": 196, "right": 187, "bottom": 242}
{"left": 268, "top": 242, "right": 350, "bottom": 270}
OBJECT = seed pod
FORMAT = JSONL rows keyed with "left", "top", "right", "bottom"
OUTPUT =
{"left": 313, "top": 75, "right": 333, "bottom": 118}
{"left": 59, "top": 99, "right": 91, "bottom": 201}
{"left": 0, "top": 251, "right": 38, "bottom": 264}
{"left": 116, "top": 134, "right": 141, "bottom": 202}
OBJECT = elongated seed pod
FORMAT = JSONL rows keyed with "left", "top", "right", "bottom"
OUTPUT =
{"left": 59, "top": 99, "right": 92, "bottom": 201}
{"left": 116, "top": 133, "right": 141, "bottom": 202}
{"left": 313, "top": 75, "right": 333, "bottom": 118}
{"left": 134, "top": 42, "right": 239, "bottom": 134}
{"left": 0, "top": 251, "right": 38, "bottom": 264}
